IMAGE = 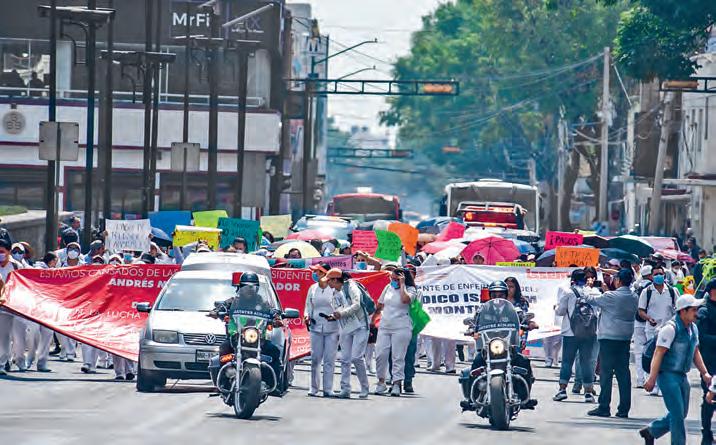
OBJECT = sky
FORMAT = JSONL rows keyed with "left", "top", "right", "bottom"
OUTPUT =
{"left": 291, "top": 0, "right": 445, "bottom": 139}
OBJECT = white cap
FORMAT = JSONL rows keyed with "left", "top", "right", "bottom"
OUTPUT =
{"left": 675, "top": 294, "right": 704, "bottom": 312}
{"left": 641, "top": 265, "right": 653, "bottom": 276}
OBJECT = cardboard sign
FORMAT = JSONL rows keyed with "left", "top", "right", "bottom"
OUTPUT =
{"left": 173, "top": 225, "right": 221, "bottom": 250}
{"left": 496, "top": 262, "right": 536, "bottom": 268}
{"left": 351, "top": 230, "right": 379, "bottom": 255}
{"left": 148, "top": 211, "right": 192, "bottom": 237}
{"left": 375, "top": 230, "right": 402, "bottom": 261}
{"left": 260, "top": 215, "right": 293, "bottom": 239}
{"left": 217, "top": 218, "right": 260, "bottom": 251}
{"left": 555, "top": 246, "right": 600, "bottom": 267}
{"left": 192, "top": 210, "right": 229, "bottom": 228}
{"left": 309, "top": 255, "right": 353, "bottom": 270}
{"left": 388, "top": 222, "right": 419, "bottom": 256}
{"left": 545, "top": 231, "right": 584, "bottom": 250}
{"left": 105, "top": 219, "right": 151, "bottom": 253}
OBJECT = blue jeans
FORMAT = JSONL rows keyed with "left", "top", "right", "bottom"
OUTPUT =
{"left": 559, "top": 336, "right": 595, "bottom": 387}
{"left": 649, "top": 372, "right": 691, "bottom": 445}
{"left": 574, "top": 337, "right": 599, "bottom": 386}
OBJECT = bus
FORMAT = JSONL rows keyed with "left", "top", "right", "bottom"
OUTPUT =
{"left": 441, "top": 179, "right": 540, "bottom": 233}
{"left": 327, "top": 193, "right": 402, "bottom": 222}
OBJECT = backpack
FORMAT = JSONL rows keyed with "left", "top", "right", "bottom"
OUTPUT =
{"left": 343, "top": 280, "right": 376, "bottom": 316}
{"left": 569, "top": 287, "right": 598, "bottom": 339}
{"left": 642, "top": 319, "right": 676, "bottom": 373}
{"left": 636, "top": 285, "right": 676, "bottom": 322}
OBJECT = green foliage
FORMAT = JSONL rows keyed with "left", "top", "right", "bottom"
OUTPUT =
{"left": 382, "top": 0, "right": 626, "bottom": 182}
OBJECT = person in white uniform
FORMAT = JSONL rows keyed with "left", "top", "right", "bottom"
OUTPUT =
{"left": 303, "top": 262, "right": 339, "bottom": 397}
{"left": 632, "top": 264, "right": 653, "bottom": 387}
{"left": 327, "top": 268, "right": 370, "bottom": 399}
{"left": 0, "top": 239, "right": 24, "bottom": 375}
{"left": 373, "top": 267, "right": 417, "bottom": 397}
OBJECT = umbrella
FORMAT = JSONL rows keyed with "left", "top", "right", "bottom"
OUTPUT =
{"left": 421, "top": 239, "right": 466, "bottom": 255}
{"left": 656, "top": 248, "right": 696, "bottom": 264}
{"left": 582, "top": 234, "right": 610, "bottom": 249}
{"left": 462, "top": 236, "right": 521, "bottom": 265}
{"left": 511, "top": 239, "right": 536, "bottom": 255}
{"left": 273, "top": 241, "right": 321, "bottom": 259}
{"left": 462, "top": 227, "right": 497, "bottom": 241}
{"left": 600, "top": 248, "right": 639, "bottom": 264}
{"left": 150, "top": 227, "right": 172, "bottom": 248}
{"left": 435, "top": 244, "right": 468, "bottom": 262}
{"left": 608, "top": 235, "right": 655, "bottom": 258}
{"left": 286, "top": 229, "right": 336, "bottom": 242}
{"left": 536, "top": 245, "right": 607, "bottom": 267}
{"left": 416, "top": 217, "right": 461, "bottom": 234}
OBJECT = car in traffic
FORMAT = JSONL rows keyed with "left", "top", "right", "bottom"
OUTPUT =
{"left": 290, "top": 214, "right": 356, "bottom": 241}
{"left": 134, "top": 253, "right": 293, "bottom": 392}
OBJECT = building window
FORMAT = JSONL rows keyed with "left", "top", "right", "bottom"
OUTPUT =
{"left": 65, "top": 170, "right": 143, "bottom": 219}
{"left": 0, "top": 166, "right": 47, "bottom": 209}
{"left": 159, "top": 173, "right": 238, "bottom": 215}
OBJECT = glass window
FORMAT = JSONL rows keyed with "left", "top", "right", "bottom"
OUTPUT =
{"left": 159, "top": 172, "right": 237, "bottom": 215}
{"left": 0, "top": 167, "right": 47, "bottom": 209}
{"left": 65, "top": 170, "right": 143, "bottom": 218}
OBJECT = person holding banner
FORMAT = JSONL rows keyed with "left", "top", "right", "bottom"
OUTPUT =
{"left": 0, "top": 239, "right": 25, "bottom": 374}
{"left": 326, "top": 269, "right": 371, "bottom": 399}
{"left": 374, "top": 268, "right": 417, "bottom": 397}
{"left": 304, "top": 262, "right": 339, "bottom": 397}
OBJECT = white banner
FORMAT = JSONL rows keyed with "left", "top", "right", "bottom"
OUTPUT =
{"left": 105, "top": 219, "right": 151, "bottom": 253}
{"left": 416, "top": 265, "right": 573, "bottom": 345}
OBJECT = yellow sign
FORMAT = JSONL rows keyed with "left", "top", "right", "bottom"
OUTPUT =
{"left": 192, "top": 210, "right": 228, "bottom": 228}
{"left": 173, "top": 225, "right": 221, "bottom": 250}
{"left": 496, "top": 262, "right": 536, "bottom": 268}
{"left": 260, "top": 214, "right": 293, "bottom": 239}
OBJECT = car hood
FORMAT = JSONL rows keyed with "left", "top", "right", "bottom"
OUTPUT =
{"left": 149, "top": 310, "right": 225, "bottom": 335}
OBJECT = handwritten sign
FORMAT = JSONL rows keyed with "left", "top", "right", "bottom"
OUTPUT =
{"left": 351, "top": 230, "right": 378, "bottom": 255}
{"left": 217, "top": 218, "right": 260, "bottom": 251}
{"left": 173, "top": 225, "right": 221, "bottom": 250}
{"left": 310, "top": 255, "right": 353, "bottom": 270}
{"left": 260, "top": 215, "right": 293, "bottom": 239}
{"left": 545, "top": 231, "right": 584, "bottom": 250}
{"left": 555, "top": 246, "right": 600, "bottom": 267}
{"left": 496, "top": 262, "right": 536, "bottom": 268}
{"left": 149, "top": 211, "right": 192, "bottom": 237}
{"left": 105, "top": 219, "right": 151, "bottom": 252}
{"left": 192, "top": 210, "right": 228, "bottom": 228}
{"left": 388, "top": 222, "right": 419, "bottom": 256}
{"left": 375, "top": 230, "right": 402, "bottom": 261}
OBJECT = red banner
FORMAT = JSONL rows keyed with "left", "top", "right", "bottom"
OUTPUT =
{"left": 1, "top": 264, "right": 390, "bottom": 363}
{"left": 1, "top": 265, "right": 180, "bottom": 362}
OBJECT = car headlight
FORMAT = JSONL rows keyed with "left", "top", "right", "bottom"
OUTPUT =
{"left": 489, "top": 339, "right": 506, "bottom": 357}
{"left": 242, "top": 328, "right": 259, "bottom": 345}
{"left": 152, "top": 330, "right": 179, "bottom": 344}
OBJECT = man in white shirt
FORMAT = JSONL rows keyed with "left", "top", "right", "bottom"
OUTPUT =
{"left": 633, "top": 264, "right": 653, "bottom": 388}
{"left": 638, "top": 265, "right": 679, "bottom": 341}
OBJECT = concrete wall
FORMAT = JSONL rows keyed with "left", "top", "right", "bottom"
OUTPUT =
{"left": 0, "top": 210, "right": 72, "bottom": 258}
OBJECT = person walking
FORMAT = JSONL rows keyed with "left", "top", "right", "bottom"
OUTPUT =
{"left": 327, "top": 268, "right": 370, "bottom": 399}
{"left": 633, "top": 264, "right": 653, "bottom": 388}
{"left": 697, "top": 279, "right": 716, "bottom": 445}
{"left": 553, "top": 269, "right": 599, "bottom": 403}
{"left": 402, "top": 263, "right": 421, "bottom": 393}
{"left": 0, "top": 239, "right": 23, "bottom": 375}
{"left": 639, "top": 295, "right": 712, "bottom": 445}
{"left": 303, "top": 262, "right": 339, "bottom": 397}
{"left": 585, "top": 268, "right": 639, "bottom": 418}
{"left": 573, "top": 267, "right": 601, "bottom": 394}
{"left": 373, "top": 267, "right": 417, "bottom": 397}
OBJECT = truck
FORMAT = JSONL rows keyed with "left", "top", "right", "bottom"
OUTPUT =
{"left": 327, "top": 192, "right": 402, "bottom": 222}
{"left": 441, "top": 179, "right": 541, "bottom": 234}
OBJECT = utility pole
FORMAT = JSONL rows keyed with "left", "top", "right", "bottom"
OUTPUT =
{"left": 598, "top": 47, "right": 610, "bottom": 224}
{"left": 180, "top": 1, "right": 191, "bottom": 211}
{"left": 100, "top": 0, "right": 114, "bottom": 222}
{"left": 141, "top": 0, "right": 153, "bottom": 217}
{"left": 648, "top": 91, "right": 675, "bottom": 235}
{"left": 207, "top": 4, "right": 220, "bottom": 210}
{"left": 149, "top": 1, "right": 162, "bottom": 213}
{"left": 234, "top": 47, "right": 249, "bottom": 217}
{"left": 83, "top": 0, "right": 98, "bottom": 248}
{"left": 44, "top": 0, "right": 58, "bottom": 253}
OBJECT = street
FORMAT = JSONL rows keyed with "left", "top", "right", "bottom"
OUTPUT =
{"left": 0, "top": 356, "right": 707, "bottom": 444}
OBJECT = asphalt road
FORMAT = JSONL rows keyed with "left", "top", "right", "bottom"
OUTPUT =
{"left": 0, "top": 356, "right": 710, "bottom": 444}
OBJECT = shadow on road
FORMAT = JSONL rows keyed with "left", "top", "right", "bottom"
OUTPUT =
{"left": 207, "top": 412, "right": 282, "bottom": 422}
{"left": 459, "top": 422, "right": 535, "bottom": 433}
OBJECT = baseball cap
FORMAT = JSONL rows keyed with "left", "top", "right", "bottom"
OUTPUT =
{"left": 309, "top": 262, "right": 330, "bottom": 274}
{"left": 607, "top": 258, "right": 620, "bottom": 267}
{"left": 325, "top": 268, "right": 343, "bottom": 280}
{"left": 381, "top": 262, "right": 400, "bottom": 271}
{"left": 675, "top": 295, "right": 704, "bottom": 312}
{"left": 641, "top": 265, "right": 653, "bottom": 276}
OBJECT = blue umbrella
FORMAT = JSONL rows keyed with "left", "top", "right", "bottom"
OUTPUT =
{"left": 511, "top": 239, "right": 536, "bottom": 255}
{"left": 151, "top": 227, "right": 172, "bottom": 247}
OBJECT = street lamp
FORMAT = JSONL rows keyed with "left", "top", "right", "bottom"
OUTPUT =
{"left": 337, "top": 66, "right": 377, "bottom": 80}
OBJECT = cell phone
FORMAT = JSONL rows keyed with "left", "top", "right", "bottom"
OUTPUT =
{"left": 318, "top": 312, "right": 336, "bottom": 321}
{"left": 593, "top": 281, "right": 602, "bottom": 288}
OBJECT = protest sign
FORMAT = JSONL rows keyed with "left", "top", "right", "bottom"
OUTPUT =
{"left": 545, "top": 231, "right": 584, "bottom": 250}
{"left": 1, "top": 265, "right": 180, "bottom": 361}
{"left": 496, "top": 262, "right": 536, "bottom": 267}
{"left": 192, "top": 210, "right": 228, "bottom": 228}
{"left": 436, "top": 222, "right": 466, "bottom": 242}
{"left": 555, "top": 246, "right": 600, "bottom": 267}
{"left": 309, "top": 255, "right": 353, "bottom": 270}
{"left": 148, "top": 211, "right": 192, "bottom": 237}
{"left": 375, "top": 230, "right": 402, "bottom": 261}
{"left": 105, "top": 219, "right": 151, "bottom": 253}
{"left": 173, "top": 225, "right": 221, "bottom": 250}
{"left": 217, "top": 218, "right": 260, "bottom": 251}
{"left": 351, "top": 230, "right": 378, "bottom": 255}
{"left": 388, "top": 222, "right": 419, "bottom": 256}
{"left": 260, "top": 215, "right": 293, "bottom": 239}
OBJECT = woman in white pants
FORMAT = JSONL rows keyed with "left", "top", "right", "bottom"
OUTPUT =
{"left": 303, "top": 263, "right": 339, "bottom": 397}
{"left": 327, "top": 268, "right": 370, "bottom": 399}
{"left": 374, "top": 267, "right": 417, "bottom": 397}
{"left": 112, "top": 355, "right": 135, "bottom": 380}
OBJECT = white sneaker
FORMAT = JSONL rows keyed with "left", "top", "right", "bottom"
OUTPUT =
{"left": 375, "top": 382, "right": 388, "bottom": 395}
{"left": 390, "top": 384, "right": 401, "bottom": 397}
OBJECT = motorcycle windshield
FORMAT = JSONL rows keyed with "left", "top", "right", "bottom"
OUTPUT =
{"left": 229, "top": 285, "right": 275, "bottom": 320}
{"left": 477, "top": 299, "right": 520, "bottom": 345}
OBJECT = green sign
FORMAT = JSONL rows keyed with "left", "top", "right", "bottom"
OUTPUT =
{"left": 375, "top": 230, "right": 402, "bottom": 261}
{"left": 218, "top": 218, "right": 261, "bottom": 251}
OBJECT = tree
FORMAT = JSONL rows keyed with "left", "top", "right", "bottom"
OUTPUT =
{"left": 382, "top": 0, "right": 627, "bottom": 227}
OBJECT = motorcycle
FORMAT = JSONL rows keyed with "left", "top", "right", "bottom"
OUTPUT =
{"left": 462, "top": 299, "right": 533, "bottom": 430}
{"left": 209, "top": 299, "right": 299, "bottom": 419}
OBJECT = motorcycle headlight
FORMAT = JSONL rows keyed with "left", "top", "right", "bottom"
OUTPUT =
{"left": 152, "top": 330, "right": 179, "bottom": 344}
{"left": 242, "top": 327, "right": 259, "bottom": 345}
{"left": 489, "top": 339, "right": 506, "bottom": 357}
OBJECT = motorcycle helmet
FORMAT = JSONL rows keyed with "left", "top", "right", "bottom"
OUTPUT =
{"left": 239, "top": 272, "right": 260, "bottom": 287}
{"left": 487, "top": 280, "right": 508, "bottom": 299}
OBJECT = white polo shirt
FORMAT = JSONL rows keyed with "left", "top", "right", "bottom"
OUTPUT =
{"left": 638, "top": 284, "right": 678, "bottom": 328}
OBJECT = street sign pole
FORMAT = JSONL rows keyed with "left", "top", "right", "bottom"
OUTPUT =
{"left": 44, "top": 0, "right": 57, "bottom": 253}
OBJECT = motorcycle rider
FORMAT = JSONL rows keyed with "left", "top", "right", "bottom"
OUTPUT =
{"left": 209, "top": 272, "right": 285, "bottom": 394}
{"left": 459, "top": 280, "right": 538, "bottom": 411}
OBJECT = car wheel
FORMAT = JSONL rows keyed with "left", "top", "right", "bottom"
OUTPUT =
{"left": 136, "top": 364, "right": 158, "bottom": 393}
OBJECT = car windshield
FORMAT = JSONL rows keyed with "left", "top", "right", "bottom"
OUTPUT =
{"left": 294, "top": 218, "right": 353, "bottom": 239}
{"left": 334, "top": 196, "right": 396, "bottom": 216}
{"left": 155, "top": 277, "right": 278, "bottom": 312}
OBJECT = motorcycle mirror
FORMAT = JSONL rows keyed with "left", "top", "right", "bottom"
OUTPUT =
{"left": 463, "top": 317, "right": 474, "bottom": 326}
{"left": 213, "top": 301, "right": 225, "bottom": 308}
{"left": 525, "top": 313, "right": 535, "bottom": 321}
{"left": 282, "top": 308, "right": 300, "bottom": 319}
